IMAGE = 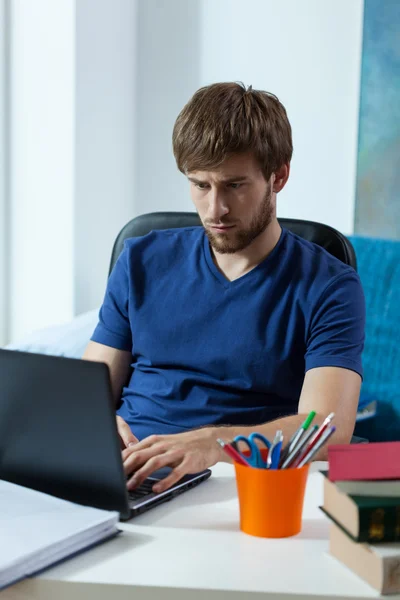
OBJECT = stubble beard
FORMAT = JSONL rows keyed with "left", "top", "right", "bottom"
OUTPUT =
{"left": 204, "top": 183, "right": 274, "bottom": 254}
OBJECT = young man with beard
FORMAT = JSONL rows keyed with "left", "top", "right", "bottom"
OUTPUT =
{"left": 83, "top": 82, "right": 365, "bottom": 493}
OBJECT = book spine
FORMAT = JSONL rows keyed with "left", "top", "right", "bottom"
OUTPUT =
{"left": 359, "top": 504, "right": 400, "bottom": 543}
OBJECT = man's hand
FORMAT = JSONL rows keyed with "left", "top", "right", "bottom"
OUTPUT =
{"left": 116, "top": 415, "right": 139, "bottom": 449}
{"left": 122, "top": 428, "right": 224, "bottom": 493}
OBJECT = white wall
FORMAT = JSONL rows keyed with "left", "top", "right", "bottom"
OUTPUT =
{"left": 136, "top": 0, "right": 201, "bottom": 214}
{"left": 74, "top": 0, "right": 137, "bottom": 315}
{"left": 136, "top": 0, "right": 364, "bottom": 235}
{"left": 10, "top": 0, "right": 75, "bottom": 340}
{"left": 8, "top": 0, "right": 137, "bottom": 341}
{"left": 0, "top": 0, "right": 9, "bottom": 345}
{"left": 6, "top": 0, "right": 364, "bottom": 342}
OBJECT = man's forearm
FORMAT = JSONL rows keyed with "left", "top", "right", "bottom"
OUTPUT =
{"left": 214, "top": 413, "right": 343, "bottom": 462}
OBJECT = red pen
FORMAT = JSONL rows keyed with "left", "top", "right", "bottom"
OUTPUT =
{"left": 217, "top": 438, "right": 250, "bottom": 466}
{"left": 292, "top": 412, "right": 335, "bottom": 467}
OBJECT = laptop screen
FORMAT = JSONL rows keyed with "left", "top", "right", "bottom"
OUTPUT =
{"left": 0, "top": 349, "right": 130, "bottom": 518}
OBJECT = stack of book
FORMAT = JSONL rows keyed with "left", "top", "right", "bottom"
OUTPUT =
{"left": 321, "top": 442, "right": 400, "bottom": 595}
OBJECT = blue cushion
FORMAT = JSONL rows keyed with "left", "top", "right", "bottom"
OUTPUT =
{"left": 349, "top": 235, "right": 400, "bottom": 441}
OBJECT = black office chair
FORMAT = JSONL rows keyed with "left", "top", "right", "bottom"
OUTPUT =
{"left": 109, "top": 212, "right": 357, "bottom": 275}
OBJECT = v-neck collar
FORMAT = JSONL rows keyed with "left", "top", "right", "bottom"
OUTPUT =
{"left": 203, "top": 228, "right": 287, "bottom": 289}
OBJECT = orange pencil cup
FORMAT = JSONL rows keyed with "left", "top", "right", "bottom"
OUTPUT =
{"left": 234, "top": 451, "right": 309, "bottom": 538}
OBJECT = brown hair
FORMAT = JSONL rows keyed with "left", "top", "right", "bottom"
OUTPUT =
{"left": 173, "top": 82, "right": 293, "bottom": 181}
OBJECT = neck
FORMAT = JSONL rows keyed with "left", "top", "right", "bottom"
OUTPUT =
{"left": 210, "top": 218, "right": 282, "bottom": 281}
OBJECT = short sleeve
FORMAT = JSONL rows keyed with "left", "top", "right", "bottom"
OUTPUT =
{"left": 305, "top": 271, "right": 365, "bottom": 378}
{"left": 90, "top": 245, "right": 132, "bottom": 351}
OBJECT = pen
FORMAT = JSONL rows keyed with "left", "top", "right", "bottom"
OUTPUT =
{"left": 301, "top": 411, "right": 334, "bottom": 456}
{"left": 231, "top": 440, "right": 240, "bottom": 452}
{"left": 216, "top": 438, "right": 250, "bottom": 466}
{"left": 296, "top": 426, "right": 336, "bottom": 467}
{"left": 278, "top": 410, "right": 316, "bottom": 467}
{"left": 270, "top": 432, "right": 283, "bottom": 470}
{"left": 281, "top": 424, "right": 318, "bottom": 469}
{"left": 266, "top": 430, "right": 283, "bottom": 469}
{"left": 288, "top": 411, "right": 316, "bottom": 453}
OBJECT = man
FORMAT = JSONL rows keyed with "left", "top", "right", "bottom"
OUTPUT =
{"left": 83, "top": 82, "right": 365, "bottom": 494}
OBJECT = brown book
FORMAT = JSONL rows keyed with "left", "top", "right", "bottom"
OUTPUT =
{"left": 329, "top": 523, "right": 400, "bottom": 594}
{"left": 322, "top": 473, "right": 400, "bottom": 543}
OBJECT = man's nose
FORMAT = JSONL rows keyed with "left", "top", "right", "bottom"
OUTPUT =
{"left": 208, "top": 189, "right": 229, "bottom": 221}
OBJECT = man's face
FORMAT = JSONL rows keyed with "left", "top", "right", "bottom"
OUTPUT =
{"left": 188, "top": 153, "right": 274, "bottom": 254}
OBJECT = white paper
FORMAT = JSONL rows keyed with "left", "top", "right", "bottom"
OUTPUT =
{"left": 0, "top": 480, "right": 119, "bottom": 589}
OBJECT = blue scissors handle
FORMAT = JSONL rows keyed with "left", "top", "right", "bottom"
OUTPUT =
{"left": 233, "top": 433, "right": 271, "bottom": 468}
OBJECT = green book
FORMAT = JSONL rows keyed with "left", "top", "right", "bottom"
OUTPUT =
{"left": 321, "top": 471, "right": 400, "bottom": 543}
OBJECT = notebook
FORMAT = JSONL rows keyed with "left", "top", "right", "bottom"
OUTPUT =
{"left": 0, "top": 479, "right": 119, "bottom": 590}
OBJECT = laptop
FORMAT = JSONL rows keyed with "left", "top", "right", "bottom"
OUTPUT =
{"left": 0, "top": 349, "right": 211, "bottom": 520}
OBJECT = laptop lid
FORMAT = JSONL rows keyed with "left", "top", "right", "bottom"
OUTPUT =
{"left": 0, "top": 349, "right": 131, "bottom": 519}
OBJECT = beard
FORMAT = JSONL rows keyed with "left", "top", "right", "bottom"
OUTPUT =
{"left": 204, "top": 183, "right": 274, "bottom": 254}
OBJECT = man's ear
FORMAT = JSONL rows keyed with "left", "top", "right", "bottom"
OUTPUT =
{"left": 273, "top": 163, "right": 290, "bottom": 193}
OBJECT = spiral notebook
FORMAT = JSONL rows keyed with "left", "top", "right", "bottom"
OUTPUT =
{"left": 0, "top": 480, "right": 119, "bottom": 590}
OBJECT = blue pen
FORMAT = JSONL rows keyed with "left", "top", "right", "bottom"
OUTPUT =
{"left": 271, "top": 438, "right": 283, "bottom": 469}
{"left": 266, "top": 430, "right": 283, "bottom": 469}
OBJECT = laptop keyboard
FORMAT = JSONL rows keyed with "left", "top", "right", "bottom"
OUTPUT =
{"left": 128, "top": 478, "right": 156, "bottom": 501}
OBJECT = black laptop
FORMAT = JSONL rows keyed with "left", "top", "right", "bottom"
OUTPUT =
{"left": 0, "top": 349, "right": 211, "bottom": 520}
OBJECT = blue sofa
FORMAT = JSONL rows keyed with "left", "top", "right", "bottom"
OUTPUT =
{"left": 350, "top": 236, "right": 400, "bottom": 442}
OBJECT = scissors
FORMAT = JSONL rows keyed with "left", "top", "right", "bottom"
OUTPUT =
{"left": 233, "top": 431, "right": 283, "bottom": 469}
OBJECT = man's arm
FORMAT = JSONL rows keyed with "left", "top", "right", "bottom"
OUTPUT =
{"left": 121, "top": 365, "right": 361, "bottom": 493}
{"left": 219, "top": 366, "right": 361, "bottom": 458}
{"left": 83, "top": 341, "right": 137, "bottom": 446}
{"left": 297, "top": 366, "right": 360, "bottom": 450}
{"left": 83, "top": 341, "right": 131, "bottom": 405}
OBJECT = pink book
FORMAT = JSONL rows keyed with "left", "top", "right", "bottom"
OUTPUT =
{"left": 328, "top": 442, "right": 400, "bottom": 481}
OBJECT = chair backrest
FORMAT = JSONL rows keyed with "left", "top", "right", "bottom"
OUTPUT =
{"left": 109, "top": 212, "right": 357, "bottom": 275}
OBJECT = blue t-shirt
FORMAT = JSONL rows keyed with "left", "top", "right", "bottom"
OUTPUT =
{"left": 91, "top": 227, "right": 365, "bottom": 440}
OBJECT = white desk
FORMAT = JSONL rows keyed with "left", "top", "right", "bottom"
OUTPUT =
{"left": 4, "top": 463, "right": 400, "bottom": 600}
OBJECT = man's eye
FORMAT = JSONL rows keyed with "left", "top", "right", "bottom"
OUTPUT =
{"left": 228, "top": 183, "right": 241, "bottom": 189}
{"left": 195, "top": 183, "right": 208, "bottom": 190}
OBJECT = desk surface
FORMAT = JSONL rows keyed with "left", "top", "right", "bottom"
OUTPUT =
{"left": 4, "top": 462, "right": 400, "bottom": 600}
